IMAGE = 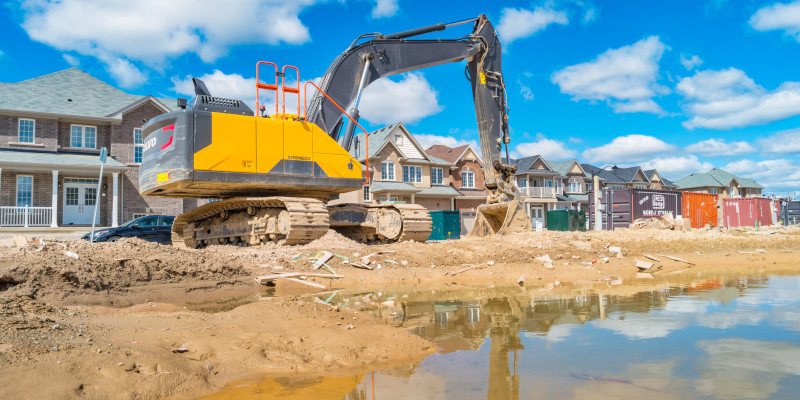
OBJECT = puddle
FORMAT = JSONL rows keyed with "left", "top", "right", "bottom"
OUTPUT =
{"left": 201, "top": 273, "right": 800, "bottom": 399}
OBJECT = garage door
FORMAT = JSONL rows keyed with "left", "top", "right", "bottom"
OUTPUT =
{"left": 460, "top": 211, "right": 476, "bottom": 237}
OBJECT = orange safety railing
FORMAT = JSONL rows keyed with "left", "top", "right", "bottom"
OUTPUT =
{"left": 255, "top": 61, "right": 279, "bottom": 116}
{"left": 281, "top": 65, "right": 300, "bottom": 117}
{"left": 304, "top": 81, "right": 371, "bottom": 186}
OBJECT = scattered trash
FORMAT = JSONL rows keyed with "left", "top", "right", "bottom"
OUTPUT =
{"left": 172, "top": 346, "right": 189, "bottom": 353}
{"left": 658, "top": 254, "right": 694, "bottom": 265}
{"left": 642, "top": 253, "right": 662, "bottom": 262}
{"left": 64, "top": 251, "right": 79, "bottom": 260}
{"left": 487, "top": 260, "right": 495, "bottom": 266}
{"left": 349, "top": 262, "right": 373, "bottom": 270}
{"left": 401, "top": 260, "right": 408, "bottom": 266}
{"left": 346, "top": 324, "right": 355, "bottom": 329}
{"left": 635, "top": 260, "right": 655, "bottom": 271}
{"left": 447, "top": 264, "right": 483, "bottom": 276}
{"left": 254, "top": 272, "right": 344, "bottom": 285}
{"left": 615, "top": 252, "right": 624, "bottom": 259}
{"left": 517, "top": 275, "right": 525, "bottom": 286}
{"left": 384, "top": 260, "right": 398, "bottom": 264}
{"left": 312, "top": 251, "right": 334, "bottom": 270}
{"left": 608, "top": 246, "right": 621, "bottom": 254}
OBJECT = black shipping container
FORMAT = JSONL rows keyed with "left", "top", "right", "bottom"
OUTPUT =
{"left": 781, "top": 201, "right": 800, "bottom": 225}
{"left": 588, "top": 188, "right": 682, "bottom": 230}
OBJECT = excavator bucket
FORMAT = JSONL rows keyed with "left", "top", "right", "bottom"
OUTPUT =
{"left": 467, "top": 199, "right": 532, "bottom": 237}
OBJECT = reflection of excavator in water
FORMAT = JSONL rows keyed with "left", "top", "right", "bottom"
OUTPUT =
{"left": 138, "top": 14, "right": 531, "bottom": 248}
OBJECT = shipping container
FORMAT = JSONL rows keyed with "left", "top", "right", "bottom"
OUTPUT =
{"left": 781, "top": 201, "right": 800, "bottom": 225}
{"left": 682, "top": 192, "right": 719, "bottom": 228}
{"left": 722, "top": 198, "right": 773, "bottom": 228}
{"left": 588, "top": 188, "right": 682, "bottom": 230}
{"left": 428, "top": 210, "right": 460, "bottom": 240}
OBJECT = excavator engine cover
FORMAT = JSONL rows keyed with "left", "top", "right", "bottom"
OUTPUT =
{"left": 468, "top": 199, "right": 531, "bottom": 237}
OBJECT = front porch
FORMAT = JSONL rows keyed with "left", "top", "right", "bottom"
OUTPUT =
{"left": 0, "top": 150, "right": 128, "bottom": 227}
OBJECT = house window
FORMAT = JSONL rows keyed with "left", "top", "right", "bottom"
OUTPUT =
{"left": 611, "top": 185, "right": 624, "bottom": 189}
{"left": 432, "top": 167, "right": 443, "bottom": 185}
{"left": 518, "top": 178, "right": 527, "bottom": 188}
{"left": 363, "top": 185, "right": 371, "bottom": 202}
{"left": 381, "top": 161, "right": 395, "bottom": 181}
{"left": 379, "top": 197, "right": 398, "bottom": 202}
{"left": 16, "top": 176, "right": 33, "bottom": 207}
{"left": 394, "top": 134, "right": 403, "bottom": 146}
{"left": 71, "top": 125, "right": 97, "bottom": 149}
{"left": 403, "top": 165, "right": 422, "bottom": 183}
{"left": 545, "top": 179, "right": 554, "bottom": 187}
{"left": 634, "top": 185, "right": 646, "bottom": 189}
{"left": 462, "top": 171, "right": 475, "bottom": 188}
{"left": 134, "top": 128, "right": 143, "bottom": 163}
{"left": 710, "top": 188, "right": 718, "bottom": 194}
{"left": 568, "top": 181, "right": 581, "bottom": 193}
{"left": 18, "top": 119, "right": 35, "bottom": 143}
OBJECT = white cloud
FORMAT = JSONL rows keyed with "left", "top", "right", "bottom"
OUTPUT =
{"left": 551, "top": 36, "right": 669, "bottom": 114}
{"left": 759, "top": 128, "right": 800, "bottom": 155}
{"left": 581, "top": 134, "right": 675, "bottom": 163}
{"left": 20, "top": 0, "right": 320, "bottom": 87}
{"left": 680, "top": 53, "right": 703, "bottom": 70}
{"left": 62, "top": 54, "right": 79, "bottom": 66}
{"left": 103, "top": 56, "right": 147, "bottom": 89}
{"left": 723, "top": 158, "right": 800, "bottom": 193}
{"left": 519, "top": 82, "right": 535, "bottom": 101}
{"left": 750, "top": 1, "right": 800, "bottom": 42}
{"left": 640, "top": 155, "right": 713, "bottom": 179}
{"left": 415, "top": 134, "right": 479, "bottom": 154}
{"left": 685, "top": 138, "right": 756, "bottom": 156}
{"left": 568, "top": 137, "right": 583, "bottom": 144}
{"left": 677, "top": 67, "right": 800, "bottom": 129}
{"left": 371, "top": 0, "right": 398, "bottom": 18}
{"left": 359, "top": 72, "right": 442, "bottom": 125}
{"left": 511, "top": 134, "right": 577, "bottom": 160}
{"left": 496, "top": 6, "right": 568, "bottom": 44}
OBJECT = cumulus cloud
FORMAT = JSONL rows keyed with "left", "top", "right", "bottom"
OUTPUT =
{"left": 640, "top": 155, "right": 713, "bottom": 179}
{"left": 19, "top": 0, "right": 320, "bottom": 87}
{"left": 581, "top": 134, "right": 675, "bottom": 163}
{"left": 62, "top": 54, "right": 79, "bottom": 66}
{"left": 680, "top": 53, "right": 703, "bottom": 70}
{"left": 519, "top": 82, "right": 535, "bottom": 101}
{"left": 103, "top": 56, "right": 147, "bottom": 89}
{"left": 511, "top": 133, "right": 577, "bottom": 160}
{"left": 750, "top": 1, "right": 800, "bottom": 42}
{"left": 359, "top": 72, "right": 442, "bottom": 125}
{"left": 723, "top": 158, "right": 800, "bottom": 193}
{"left": 371, "top": 0, "right": 398, "bottom": 18}
{"left": 685, "top": 138, "right": 756, "bottom": 156}
{"left": 496, "top": 6, "right": 568, "bottom": 44}
{"left": 416, "top": 134, "right": 479, "bottom": 154}
{"left": 568, "top": 137, "right": 583, "bottom": 144}
{"left": 172, "top": 70, "right": 257, "bottom": 108}
{"left": 677, "top": 67, "right": 800, "bottom": 129}
{"left": 551, "top": 36, "right": 669, "bottom": 114}
{"left": 759, "top": 128, "right": 800, "bottom": 155}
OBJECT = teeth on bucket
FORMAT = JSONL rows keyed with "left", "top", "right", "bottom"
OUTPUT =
{"left": 468, "top": 200, "right": 532, "bottom": 237}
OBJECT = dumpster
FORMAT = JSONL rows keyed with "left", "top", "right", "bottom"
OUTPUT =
{"left": 723, "top": 198, "right": 773, "bottom": 228}
{"left": 428, "top": 210, "right": 461, "bottom": 240}
{"left": 682, "top": 192, "right": 719, "bottom": 228}
{"left": 781, "top": 201, "right": 800, "bottom": 225}
{"left": 546, "top": 209, "right": 587, "bottom": 231}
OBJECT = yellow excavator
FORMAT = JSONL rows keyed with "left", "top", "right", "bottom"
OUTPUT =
{"left": 138, "top": 14, "right": 531, "bottom": 248}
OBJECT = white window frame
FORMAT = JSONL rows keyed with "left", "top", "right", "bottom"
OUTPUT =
{"left": 16, "top": 175, "right": 33, "bottom": 207}
{"left": 403, "top": 165, "right": 422, "bottom": 183}
{"left": 134, "top": 127, "right": 143, "bottom": 164}
{"left": 518, "top": 177, "right": 528, "bottom": 188}
{"left": 70, "top": 124, "right": 97, "bottom": 149}
{"left": 381, "top": 161, "right": 395, "bottom": 181}
{"left": 379, "top": 197, "right": 399, "bottom": 202}
{"left": 363, "top": 185, "right": 371, "bottom": 202}
{"left": 545, "top": 179, "right": 554, "bottom": 188}
{"left": 432, "top": 167, "right": 443, "bottom": 185}
{"left": 18, "top": 118, "right": 35, "bottom": 143}
{"left": 462, "top": 171, "right": 475, "bottom": 188}
{"left": 634, "top": 184, "right": 646, "bottom": 189}
{"left": 611, "top": 184, "right": 624, "bottom": 189}
{"left": 394, "top": 134, "right": 404, "bottom": 146}
{"left": 709, "top": 188, "right": 718, "bottom": 194}
{"left": 568, "top": 181, "right": 581, "bottom": 193}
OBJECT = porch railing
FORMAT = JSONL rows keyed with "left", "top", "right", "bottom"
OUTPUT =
{"left": 0, "top": 206, "right": 53, "bottom": 227}
{"left": 518, "top": 187, "right": 558, "bottom": 198}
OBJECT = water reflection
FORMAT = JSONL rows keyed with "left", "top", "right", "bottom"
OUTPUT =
{"left": 204, "top": 274, "right": 800, "bottom": 399}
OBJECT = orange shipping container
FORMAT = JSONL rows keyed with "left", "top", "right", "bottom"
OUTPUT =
{"left": 682, "top": 192, "right": 718, "bottom": 228}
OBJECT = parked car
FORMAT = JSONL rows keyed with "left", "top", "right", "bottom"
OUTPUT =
{"left": 82, "top": 215, "right": 175, "bottom": 244}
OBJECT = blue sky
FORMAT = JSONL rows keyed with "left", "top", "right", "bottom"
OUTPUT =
{"left": 2, "top": 0, "right": 800, "bottom": 194}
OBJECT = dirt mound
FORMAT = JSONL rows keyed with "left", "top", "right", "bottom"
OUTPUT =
{"left": 304, "top": 229, "right": 365, "bottom": 250}
{"left": 0, "top": 238, "right": 252, "bottom": 301}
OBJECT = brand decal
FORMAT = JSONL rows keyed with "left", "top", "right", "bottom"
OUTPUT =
{"left": 143, "top": 137, "right": 157, "bottom": 152}
{"left": 288, "top": 155, "right": 311, "bottom": 161}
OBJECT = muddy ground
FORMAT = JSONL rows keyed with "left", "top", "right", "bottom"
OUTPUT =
{"left": 1, "top": 225, "right": 800, "bottom": 399}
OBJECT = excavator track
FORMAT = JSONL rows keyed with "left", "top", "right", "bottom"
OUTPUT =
{"left": 327, "top": 203, "right": 432, "bottom": 243}
{"left": 171, "top": 197, "right": 329, "bottom": 248}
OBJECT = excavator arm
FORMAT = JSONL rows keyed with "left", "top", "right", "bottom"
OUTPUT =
{"left": 307, "top": 14, "right": 530, "bottom": 236}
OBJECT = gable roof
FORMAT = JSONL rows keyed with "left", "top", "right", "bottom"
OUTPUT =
{"left": 349, "top": 122, "right": 451, "bottom": 166}
{"left": 546, "top": 159, "right": 585, "bottom": 178}
{"left": 580, "top": 164, "right": 650, "bottom": 184}
{"left": 0, "top": 68, "right": 176, "bottom": 120}
{"left": 512, "top": 155, "right": 557, "bottom": 175}
{"left": 426, "top": 144, "right": 469, "bottom": 163}
{"left": 675, "top": 168, "right": 762, "bottom": 189}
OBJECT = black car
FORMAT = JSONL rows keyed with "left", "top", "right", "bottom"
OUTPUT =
{"left": 82, "top": 215, "right": 175, "bottom": 244}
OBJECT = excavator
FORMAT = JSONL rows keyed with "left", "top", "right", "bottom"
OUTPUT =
{"left": 138, "top": 14, "right": 531, "bottom": 248}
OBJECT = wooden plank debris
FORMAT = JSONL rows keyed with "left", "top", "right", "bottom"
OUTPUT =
{"left": 312, "top": 251, "right": 334, "bottom": 270}
{"left": 359, "top": 250, "right": 395, "bottom": 265}
{"left": 635, "top": 260, "right": 655, "bottom": 271}
{"left": 659, "top": 254, "right": 694, "bottom": 265}
{"left": 348, "top": 262, "right": 373, "bottom": 270}
{"left": 642, "top": 254, "right": 662, "bottom": 262}
{"left": 447, "top": 264, "right": 483, "bottom": 276}
{"left": 254, "top": 272, "right": 343, "bottom": 285}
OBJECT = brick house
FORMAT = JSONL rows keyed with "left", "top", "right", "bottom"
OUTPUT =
{"left": 675, "top": 168, "right": 762, "bottom": 198}
{"left": 0, "top": 68, "right": 199, "bottom": 227}
{"left": 425, "top": 144, "right": 489, "bottom": 233}
{"left": 333, "top": 122, "right": 461, "bottom": 211}
{"left": 546, "top": 159, "right": 591, "bottom": 211}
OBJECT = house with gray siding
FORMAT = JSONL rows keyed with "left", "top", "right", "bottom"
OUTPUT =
{"left": 0, "top": 68, "right": 200, "bottom": 227}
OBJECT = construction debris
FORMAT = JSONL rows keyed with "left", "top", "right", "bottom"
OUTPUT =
{"left": 254, "top": 272, "right": 344, "bottom": 285}
{"left": 13, "top": 235, "right": 28, "bottom": 247}
{"left": 630, "top": 214, "right": 675, "bottom": 230}
{"left": 360, "top": 251, "right": 395, "bottom": 265}
{"left": 517, "top": 275, "right": 526, "bottom": 286}
{"left": 535, "top": 254, "right": 554, "bottom": 268}
{"left": 642, "top": 254, "right": 662, "bottom": 262}
{"left": 447, "top": 264, "right": 483, "bottom": 276}
{"left": 659, "top": 254, "right": 694, "bottom": 265}
{"left": 608, "top": 246, "right": 621, "bottom": 254}
{"left": 312, "top": 251, "right": 334, "bottom": 270}
{"left": 348, "top": 262, "right": 373, "bottom": 270}
{"left": 635, "top": 260, "right": 655, "bottom": 271}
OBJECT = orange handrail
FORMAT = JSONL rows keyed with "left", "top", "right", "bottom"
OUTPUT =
{"left": 256, "top": 61, "right": 279, "bottom": 116}
{"left": 281, "top": 65, "right": 301, "bottom": 117}
{"left": 303, "top": 81, "right": 370, "bottom": 186}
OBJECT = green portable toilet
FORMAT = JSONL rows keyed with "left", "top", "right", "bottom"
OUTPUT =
{"left": 428, "top": 210, "right": 461, "bottom": 240}
{"left": 547, "top": 209, "right": 570, "bottom": 231}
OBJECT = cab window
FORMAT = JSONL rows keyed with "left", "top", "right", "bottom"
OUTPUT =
{"left": 137, "top": 217, "right": 159, "bottom": 227}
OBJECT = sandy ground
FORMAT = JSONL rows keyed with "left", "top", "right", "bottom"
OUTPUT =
{"left": 1, "top": 225, "right": 800, "bottom": 399}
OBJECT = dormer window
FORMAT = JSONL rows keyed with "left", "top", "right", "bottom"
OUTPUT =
{"left": 394, "top": 134, "right": 403, "bottom": 146}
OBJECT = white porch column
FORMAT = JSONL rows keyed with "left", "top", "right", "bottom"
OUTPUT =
{"left": 410, "top": 193, "right": 415, "bottom": 204}
{"left": 112, "top": 172, "right": 119, "bottom": 227}
{"left": 0, "top": 168, "right": 3, "bottom": 202}
{"left": 50, "top": 170, "right": 59, "bottom": 227}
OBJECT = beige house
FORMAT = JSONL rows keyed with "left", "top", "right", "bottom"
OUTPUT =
{"left": 334, "top": 123, "right": 461, "bottom": 210}
{"left": 676, "top": 168, "right": 763, "bottom": 198}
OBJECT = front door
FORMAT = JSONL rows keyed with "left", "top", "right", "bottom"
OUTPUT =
{"left": 63, "top": 178, "right": 100, "bottom": 225}
{"left": 530, "top": 205, "right": 545, "bottom": 227}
